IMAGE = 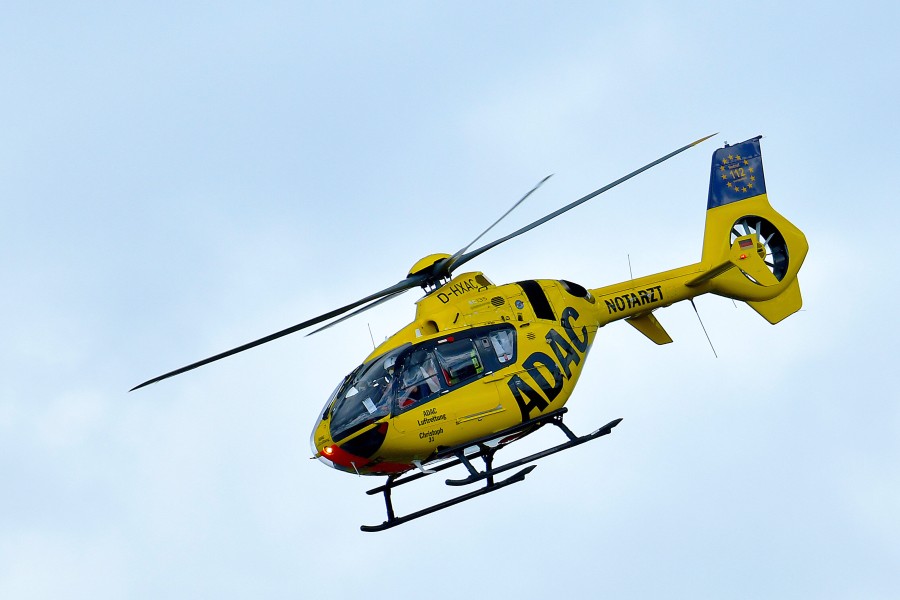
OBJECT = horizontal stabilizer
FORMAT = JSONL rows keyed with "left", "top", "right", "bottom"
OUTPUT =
{"left": 686, "top": 233, "right": 779, "bottom": 288}
{"left": 684, "top": 260, "right": 734, "bottom": 287}
{"left": 626, "top": 313, "right": 673, "bottom": 345}
{"left": 747, "top": 278, "right": 803, "bottom": 324}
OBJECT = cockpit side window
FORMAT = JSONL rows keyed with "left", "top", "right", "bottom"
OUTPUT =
{"left": 391, "top": 325, "right": 517, "bottom": 414}
{"left": 488, "top": 328, "right": 515, "bottom": 364}
{"left": 435, "top": 339, "right": 484, "bottom": 386}
{"left": 396, "top": 349, "right": 443, "bottom": 412}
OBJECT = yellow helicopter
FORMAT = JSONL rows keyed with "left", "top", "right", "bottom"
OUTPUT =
{"left": 133, "top": 134, "right": 808, "bottom": 532}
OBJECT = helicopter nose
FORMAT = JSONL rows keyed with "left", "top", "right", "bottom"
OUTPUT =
{"left": 316, "top": 443, "right": 367, "bottom": 473}
{"left": 313, "top": 443, "right": 336, "bottom": 469}
{"left": 316, "top": 421, "right": 392, "bottom": 473}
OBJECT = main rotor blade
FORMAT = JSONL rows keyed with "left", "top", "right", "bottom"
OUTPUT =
{"left": 441, "top": 174, "right": 552, "bottom": 276}
{"left": 450, "top": 133, "right": 717, "bottom": 271}
{"left": 130, "top": 276, "right": 424, "bottom": 391}
{"left": 305, "top": 288, "right": 409, "bottom": 336}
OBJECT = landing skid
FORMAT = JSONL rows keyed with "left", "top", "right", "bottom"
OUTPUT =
{"left": 360, "top": 408, "right": 622, "bottom": 532}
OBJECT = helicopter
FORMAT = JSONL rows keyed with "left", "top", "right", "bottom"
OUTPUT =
{"left": 133, "top": 134, "right": 808, "bottom": 532}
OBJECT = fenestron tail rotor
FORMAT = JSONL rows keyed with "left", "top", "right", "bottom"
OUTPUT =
{"left": 131, "top": 133, "right": 716, "bottom": 391}
{"left": 729, "top": 215, "right": 789, "bottom": 283}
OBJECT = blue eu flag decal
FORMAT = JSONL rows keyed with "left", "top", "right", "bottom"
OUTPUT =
{"left": 707, "top": 136, "right": 767, "bottom": 209}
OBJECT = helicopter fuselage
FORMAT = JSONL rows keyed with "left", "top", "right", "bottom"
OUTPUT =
{"left": 311, "top": 178, "right": 809, "bottom": 477}
{"left": 310, "top": 273, "right": 602, "bottom": 475}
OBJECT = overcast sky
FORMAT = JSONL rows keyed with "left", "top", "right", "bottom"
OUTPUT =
{"left": 2, "top": 2, "right": 898, "bottom": 598}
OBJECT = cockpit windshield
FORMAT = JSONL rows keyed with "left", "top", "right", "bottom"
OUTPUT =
{"left": 329, "top": 344, "right": 409, "bottom": 442}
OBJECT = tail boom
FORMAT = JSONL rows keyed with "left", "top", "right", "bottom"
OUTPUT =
{"left": 588, "top": 136, "right": 808, "bottom": 335}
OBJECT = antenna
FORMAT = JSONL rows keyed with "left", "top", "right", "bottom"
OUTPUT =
{"left": 627, "top": 254, "right": 633, "bottom": 279}
{"left": 367, "top": 323, "right": 376, "bottom": 350}
{"left": 689, "top": 299, "right": 718, "bottom": 358}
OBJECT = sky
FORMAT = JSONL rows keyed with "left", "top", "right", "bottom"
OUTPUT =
{"left": 2, "top": 1, "right": 899, "bottom": 598}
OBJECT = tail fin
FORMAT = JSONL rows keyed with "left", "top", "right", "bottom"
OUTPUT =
{"left": 686, "top": 136, "right": 808, "bottom": 323}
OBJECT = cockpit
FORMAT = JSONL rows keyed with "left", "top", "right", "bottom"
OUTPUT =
{"left": 316, "top": 324, "right": 518, "bottom": 453}
{"left": 328, "top": 344, "right": 409, "bottom": 442}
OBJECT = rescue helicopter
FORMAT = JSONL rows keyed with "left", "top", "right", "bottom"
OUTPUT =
{"left": 132, "top": 134, "right": 808, "bottom": 532}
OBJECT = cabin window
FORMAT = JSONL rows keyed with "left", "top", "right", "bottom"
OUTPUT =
{"left": 396, "top": 349, "right": 443, "bottom": 412}
{"left": 489, "top": 329, "right": 515, "bottom": 363}
{"left": 390, "top": 324, "right": 518, "bottom": 414}
{"left": 435, "top": 339, "right": 484, "bottom": 386}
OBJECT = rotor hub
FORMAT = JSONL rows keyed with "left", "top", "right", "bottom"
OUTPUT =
{"left": 408, "top": 253, "right": 452, "bottom": 291}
